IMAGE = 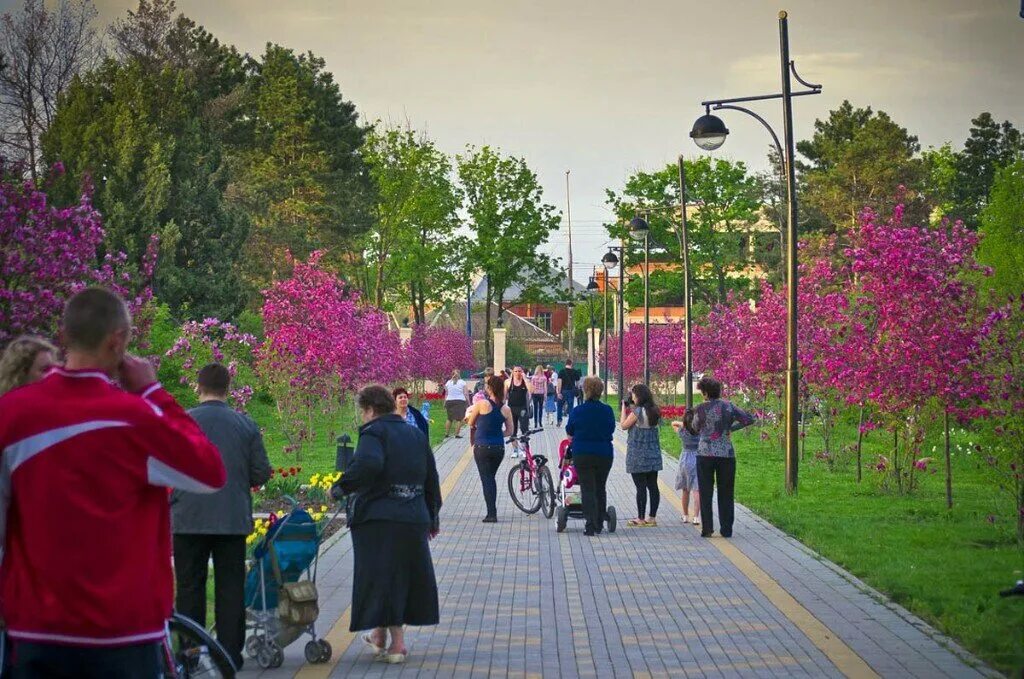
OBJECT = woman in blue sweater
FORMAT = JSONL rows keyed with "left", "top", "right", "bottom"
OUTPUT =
{"left": 565, "top": 376, "right": 616, "bottom": 536}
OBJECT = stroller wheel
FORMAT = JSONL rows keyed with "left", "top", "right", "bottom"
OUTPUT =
{"left": 607, "top": 506, "right": 617, "bottom": 533}
{"left": 306, "top": 639, "right": 333, "bottom": 664}
{"left": 556, "top": 506, "right": 567, "bottom": 533}
{"left": 245, "top": 634, "right": 262, "bottom": 659}
{"left": 256, "top": 641, "right": 283, "bottom": 669}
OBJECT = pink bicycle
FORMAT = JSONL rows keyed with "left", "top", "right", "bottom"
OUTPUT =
{"left": 506, "top": 429, "right": 556, "bottom": 518}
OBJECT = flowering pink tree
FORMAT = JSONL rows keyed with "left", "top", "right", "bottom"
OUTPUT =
{"left": 0, "top": 171, "right": 157, "bottom": 344}
{"left": 821, "top": 207, "right": 989, "bottom": 493}
{"left": 258, "top": 252, "right": 406, "bottom": 459}
{"left": 406, "top": 324, "right": 475, "bottom": 392}
{"left": 164, "top": 319, "right": 258, "bottom": 410}
{"left": 970, "top": 296, "right": 1024, "bottom": 538}
{"left": 604, "top": 323, "right": 692, "bottom": 396}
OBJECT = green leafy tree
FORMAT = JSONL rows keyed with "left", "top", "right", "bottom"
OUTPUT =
{"left": 42, "top": 11, "right": 250, "bottom": 319}
{"left": 977, "top": 160, "right": 1024, "bottom": 299}
{"left": 360, "top": 125, "right": 465, "bottom": 323}
{"left": 797, "top": 100, "right": 924, "bottom": 231}
{"left": 231, "top": 43, "right": 371, "bottom": 292}
{"left": 457, "top": 145, "right": 561, "bottom": 359}
{"left": 951, "top": 112, "right": 1022, "bottom": 229}
{"left": 605, "top": 156, "right": 762, "bottom": 309}
{"left": 921, "top": 142, "right": 959, "bottom": 224}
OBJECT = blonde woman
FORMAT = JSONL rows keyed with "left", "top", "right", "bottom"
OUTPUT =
{"left": 529, "top": 365, "right": 548, "bottom": 429}
{"left": 0, "top": 335, "right": 59, "bottom": 396}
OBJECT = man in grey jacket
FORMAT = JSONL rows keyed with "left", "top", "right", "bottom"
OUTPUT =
{"left": 172, "top": 362, "right": 271, "bottom": 668}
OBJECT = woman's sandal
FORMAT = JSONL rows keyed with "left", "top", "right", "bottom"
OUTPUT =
{"left": 376, "top": 651, "right": 408, "bottom": 664}
{"left": 361, "top": 633, "right": 385, "bottom": 655}
{"left": 645, "top": 518, "right": 658, "bottom": 527}
{"left": 627, "top": 518, "right": 646, "bottom": 527}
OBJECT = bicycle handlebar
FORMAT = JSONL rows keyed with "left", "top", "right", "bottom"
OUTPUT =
{"left": 507, "top": 428, "right": 544, "bottom": 443}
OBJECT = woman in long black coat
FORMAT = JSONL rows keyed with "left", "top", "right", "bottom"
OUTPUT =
{"left": 331, "top": 384, "right": 441, "bottom": 664}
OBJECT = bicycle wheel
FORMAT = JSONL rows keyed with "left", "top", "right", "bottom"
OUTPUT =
{"left": 162, "top": 612, "right": 237, "bottom": 678}
{"left": 538, "top": 465, "right": 555, "bottom": 518}
{"left": 508, "top": 461, "right": 541, "bottom": 514}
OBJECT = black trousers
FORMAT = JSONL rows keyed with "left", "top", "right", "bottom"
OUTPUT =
{"left": 173, "top": 533, "right": 247, "bottom": 666}
{"left": 531, "top": 395, "right": 545, "bottom": 428}
{"left": 557, "top": 392, "right": 577, "bottom": 424}
{"left": 9, "top": 641, "right": 161, "bottom": 678}
{"left": 631, "top": 471, "right": 660, "bottom": 519}
{"left": 509, "top": 406, "right": 529, "bottom": 438}
{"left": 474, "top": 445, "right": 504, "bottom": 518}
{"left": 574, "top": 454, "right": 613, "bottom": 531}
{"left": 696, "top": 456, "right": 736, "bottom": 536}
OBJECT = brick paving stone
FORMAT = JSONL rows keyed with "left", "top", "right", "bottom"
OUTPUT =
{"left": 237, "top": 426, "right": 997, "bottom": 678}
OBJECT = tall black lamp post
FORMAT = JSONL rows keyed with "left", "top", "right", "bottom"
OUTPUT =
{"left": 689, "top": 10, "right": 821, "bottom": 494}
{"left": 602, "top": 247, "right": 625, "bottom": 403}
{"left": 629, "top": 216, "right": 651, "bottom": 386}
{"left": 586, "top": 275, "right": 599, "bottom": 375}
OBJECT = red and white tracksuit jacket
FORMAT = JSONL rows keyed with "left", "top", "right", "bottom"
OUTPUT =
{"left": 0, "top": 367, "right": 226, "bottom": 647}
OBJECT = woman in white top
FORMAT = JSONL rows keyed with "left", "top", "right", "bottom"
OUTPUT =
{"left": 443, "top": 369, "right": 470, "bottom": 438}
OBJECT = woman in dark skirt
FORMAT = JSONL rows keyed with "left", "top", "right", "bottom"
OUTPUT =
{"left": 331, "top": 384, "right": 441, "bottom": 664}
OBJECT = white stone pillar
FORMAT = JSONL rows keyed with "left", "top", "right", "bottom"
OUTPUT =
{"left": 399, "top": 326, "right": 412, "bottom": 345}
{"left": 493, "top": 326, "right": 507, "bottom": 373}
{"left": 587, "top": 328, "right": 601, "bottom": 377}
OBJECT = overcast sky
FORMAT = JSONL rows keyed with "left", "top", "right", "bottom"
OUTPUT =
{"left": 14, "top": 0, "right": 1024, "bottom": 280}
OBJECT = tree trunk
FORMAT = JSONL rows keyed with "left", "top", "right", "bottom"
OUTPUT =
{"left": 944, "top": 409, "right": 953, "bottom": 509}
{"left": 856, "top": 404, "right": 864, "bottom": 483}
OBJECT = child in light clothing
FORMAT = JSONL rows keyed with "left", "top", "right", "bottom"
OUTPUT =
{"left": 671, "top": 409, "right": 701, "bottom": 525}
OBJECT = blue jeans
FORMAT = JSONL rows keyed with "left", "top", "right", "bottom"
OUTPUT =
{"left": 557, "top": 391, "right": 576, "bottom": 425}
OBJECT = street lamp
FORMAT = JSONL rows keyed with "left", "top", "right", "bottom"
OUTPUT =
{"left": 603, "top": 248, "right": 625, "bottom": 402}
{"left": 629, "top": 216, "right": 651, "bottom": 385}
{"left": 586, "top": 275, "right": 599, "bottom": 376}
{"left": 601, "top": 251, "right": 617, "bottom": 388}
{"left": 690, "top": 10, "right": 821, "bottom": 494}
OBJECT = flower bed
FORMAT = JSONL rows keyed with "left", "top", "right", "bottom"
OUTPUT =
{"left": 248, "top": 470, "right": 345, "bottom": 557}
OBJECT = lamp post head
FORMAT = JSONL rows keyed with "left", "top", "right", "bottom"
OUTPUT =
{"left": 629, "top": 216, "right": 649, "bottom": 242}
{"left": 690, "top": 113, "right": 729, "bottom": 151}
{"left": 587, "top": 277, "right": 599, "bottom": 292}
{"left": 496, "top": 316, "right": 504, "bottom": 328}
{"left": 601, "top": 250, "right": 618, "bottom": 270}
{"left": 402, "top": 317, "right": 409, "bottom": 327}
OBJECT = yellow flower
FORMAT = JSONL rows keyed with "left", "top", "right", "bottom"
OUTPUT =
{"left": 319, "top": 505, "right": 328, "bottom": 513}
{"left": 309, "top": 474, "right": 320, "bottom": 485}
{"left": 311, "top": 512, "right": 323, "bottom": 522}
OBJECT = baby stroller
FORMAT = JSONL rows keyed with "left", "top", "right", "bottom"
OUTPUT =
{"left": 244, "top": 507, "right": 331, "bottom": 669}
{"left": 554, "top": 438, "right": 616, "bottom": 533}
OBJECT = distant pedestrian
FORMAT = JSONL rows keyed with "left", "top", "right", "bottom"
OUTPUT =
{"left": 472, "top": 368, "right": 494, "bottom": 405}
{"left": 394, "top": 387, "right": 429, "bottom": 436}
{"left": 544, "top": 375, "right": 558, "bottom": 425}
{"left": 691, "top": 377, "right": 755, "bottom": 538}
{"left": 504, "top": 366, "right": 532, "bottom": 455}
{"left": 466, "top": 376, "right": 513, "bottom": 522}
{"left": 671, "top": 409, "right": 701, "bottom": 525}
{"left": 331, "top": 385, "right": 441, "bottom": 665}
{"left": 442, "top": 370, "right": 469, "bottom": 439}
{"left": 565, "top": 377, "right": 615, "bottom": 537}
{"left": 620, "top": 384, "right": 663, "bottom": 527}
{"left": 173, "top": 362, "right": 272, "bottom": 669}
{"left": 0, "top": 335, "right": 59, "bottom": 396}
{"left": 529, "top": 365, "right": 547, "bottom": 429}
{"left": 556, "top": 359, "right": 582, "bottom": 427}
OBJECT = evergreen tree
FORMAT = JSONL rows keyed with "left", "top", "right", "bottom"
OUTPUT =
{"left": 952, "top": 112, "right": 1022, "bottom": 229}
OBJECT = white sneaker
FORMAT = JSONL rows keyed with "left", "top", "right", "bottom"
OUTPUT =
{"left": 692, "top": 516, "right": 700, "bottom": 525}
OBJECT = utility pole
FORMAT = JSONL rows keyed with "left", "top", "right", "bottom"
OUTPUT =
{"left": 565, "top": 170, "right": 574, "bottom": 362}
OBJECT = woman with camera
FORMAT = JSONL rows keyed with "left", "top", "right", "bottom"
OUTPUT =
{"left": 620, "top": 384, "right": 663, "bottom": 527}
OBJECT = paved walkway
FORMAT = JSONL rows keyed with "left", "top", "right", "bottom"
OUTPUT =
{"left": 242, "top": 426, "right": 997, "bottom": 679}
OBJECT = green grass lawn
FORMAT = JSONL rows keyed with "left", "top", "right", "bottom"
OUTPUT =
{"left": 653, "top": 404, "right": 1024, "bottom": 675}
{"left": 248, "top": 397, "right": 451, "bottom": 477}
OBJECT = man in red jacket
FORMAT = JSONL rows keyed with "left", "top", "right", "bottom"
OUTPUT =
{"left": 0, "top": 288, "right": 226, "bottom": 678}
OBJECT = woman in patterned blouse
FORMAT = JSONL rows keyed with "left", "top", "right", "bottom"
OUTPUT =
{"left": 688, "top": 376, "right": 756, "bottom": 538}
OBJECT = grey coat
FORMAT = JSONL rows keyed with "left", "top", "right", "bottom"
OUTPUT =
{"left": 171, "top": 400, "right": 272, "bottom": 535}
